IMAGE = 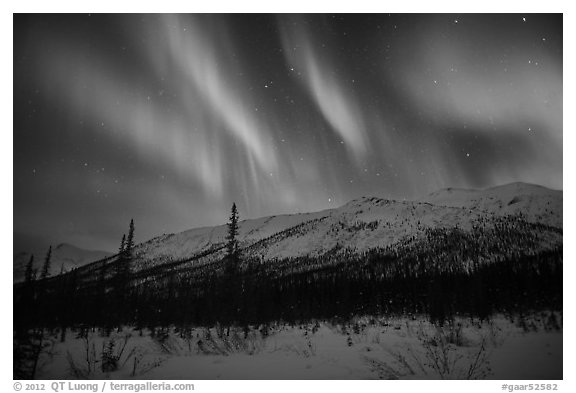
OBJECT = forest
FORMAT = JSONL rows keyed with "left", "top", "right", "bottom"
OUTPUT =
{"left": 13, "top": 206, "right": 563, "bottom": 335}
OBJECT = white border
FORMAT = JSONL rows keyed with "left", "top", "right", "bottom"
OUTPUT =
{"left": 3, "top": 2, "right": 572, "bottom": 392}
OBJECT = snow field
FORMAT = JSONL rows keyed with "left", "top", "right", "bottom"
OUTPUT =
{"left": 34, "top": 313, "right": 561, "bottom": 380}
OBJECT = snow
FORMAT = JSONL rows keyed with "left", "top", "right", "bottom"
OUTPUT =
{"left": 15, "top": 183, "right": 563, "bottom": 380}
{"left": 489, "top": 331, "right": 562, "bottom": 379}
{"left": 136, "top": 210, "right": 333, "bottom": 265}
{"left": 23, "top": 183, "right": 558, "bottom": 277}
{"left": 130, "top": 183, "right": 561, "bottom": 270}
{"left": 419, "top": 182, "right": 562, "bottom": 228}
{"left": 34, "top": 315, "right": 561, "bottom": 380}
{"left": 13, "top": 244, "right": 112, "bottom": 283}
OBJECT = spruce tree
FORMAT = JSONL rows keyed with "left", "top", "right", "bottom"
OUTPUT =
{"left": 22, "top": 254, "right": 36, "bottom": 327}
{"left": 24, "top": 255, "right": 34, "bottom": 284}
{"left": 119, "top": 234, "right": 126, "bottom": 256}
{"left": 112, "top": 220, "right": 134, "bottom": 327}
{"left": 223, "top": 203, "right": 241, "bottom": 326}
{"left": 40, "top": 246, "right": 52, "bottom": 280}
{"left": 125, "top": 219, "right": 135, "bottom": 257}
{"left": 226, "top": 203, "right": 239, "bottom": 261}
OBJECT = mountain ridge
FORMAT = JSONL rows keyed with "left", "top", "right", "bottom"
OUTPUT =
{"left": 127, "top": 182, "right": 561, "bottom": 273}
{"left": 14, "top": 182, "right": 562, "bottom": 284}
{"left": 13, "top": 244, "right": 113, "bottom": 283}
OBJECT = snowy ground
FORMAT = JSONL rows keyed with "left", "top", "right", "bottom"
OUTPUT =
{"left": 32, "top": 314, "right": 562, "bottom": 380}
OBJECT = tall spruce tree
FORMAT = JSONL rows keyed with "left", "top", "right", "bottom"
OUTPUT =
{"left": 223, "top": 203, "right": 241, "bottom": 326}
{"left": 40, "top": 246, "right": 52, "bottom": 280}
{"left": 118, "top": 234, "right": 126, "bottom": 255}
{"left": 112, "top": 220, "right": 135, "bottom": 327}
{"left": 226, "top": 203, "right": 239, "bottom": 261}
{"left": 125, "top": 219, "right": 135, "bottom": 257}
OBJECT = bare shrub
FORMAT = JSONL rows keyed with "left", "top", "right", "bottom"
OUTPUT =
{"left": 101, "top": 334, "right": 131, "bottom": 373}
{"left": 198, "top": 327, "right": 267, "bottom": 356}
{"left": 14, "top": 329, "right": 58, "bottom": 379}
{"left": 378, "top": 322, "right": 492, "bottom": 379}
{"left": 66, "top": 330, "right": 143, "bottom": 378}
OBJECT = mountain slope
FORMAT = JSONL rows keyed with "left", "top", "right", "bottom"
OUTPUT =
{"left": 13, "top": 243, "right": 112, "bottom": 283}
{"left": 25, "top": 182, "right": 560, "bottom": 287}
{"left": 420, "top": 182, "right": 562, "bottom": 227}
{"left": 125, "top": 182, "right": 561, "bottom": 275}
{"left": 17, "top": 182, "right": 562, "bottom": 328}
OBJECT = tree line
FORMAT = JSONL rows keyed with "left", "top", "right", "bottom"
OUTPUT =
{"left": 14, "top": 203, "right": 563, "bottom": 335}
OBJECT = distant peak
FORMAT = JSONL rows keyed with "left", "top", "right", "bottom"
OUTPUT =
{"left": 427, "top": 182, "right": 556, "bottom": 197}
{"left": 486, "top": 182, "right": 549, "bottom": 191}
{"left": 341, "top": 196, "right": 391, "bottom": 210}
{"left": 348, "top": 195, "right": 386, "bottom": 204}
{"left": 438, "top": 186, "right": 472, "bottom": 193}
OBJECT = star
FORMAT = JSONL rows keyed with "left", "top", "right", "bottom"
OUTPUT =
{"left": 13, "top": 14, "right": 563, "bottom": 258}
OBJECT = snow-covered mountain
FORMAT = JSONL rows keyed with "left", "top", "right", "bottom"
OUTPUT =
{"left": 13, "top": 243, "right": 112, "bottom": 283}
{"left": 21, "top": 182, "right": 560, "bottom": 285}
{"left": 420, "top": 182, "right": 562, "bottom": 227}
{"left": 127, "top": 182, "right": 562, "bottom": 273}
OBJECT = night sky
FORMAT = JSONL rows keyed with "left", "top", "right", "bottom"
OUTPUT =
{"left": 13, "top": 14, "right": 563, "bottom": 253}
